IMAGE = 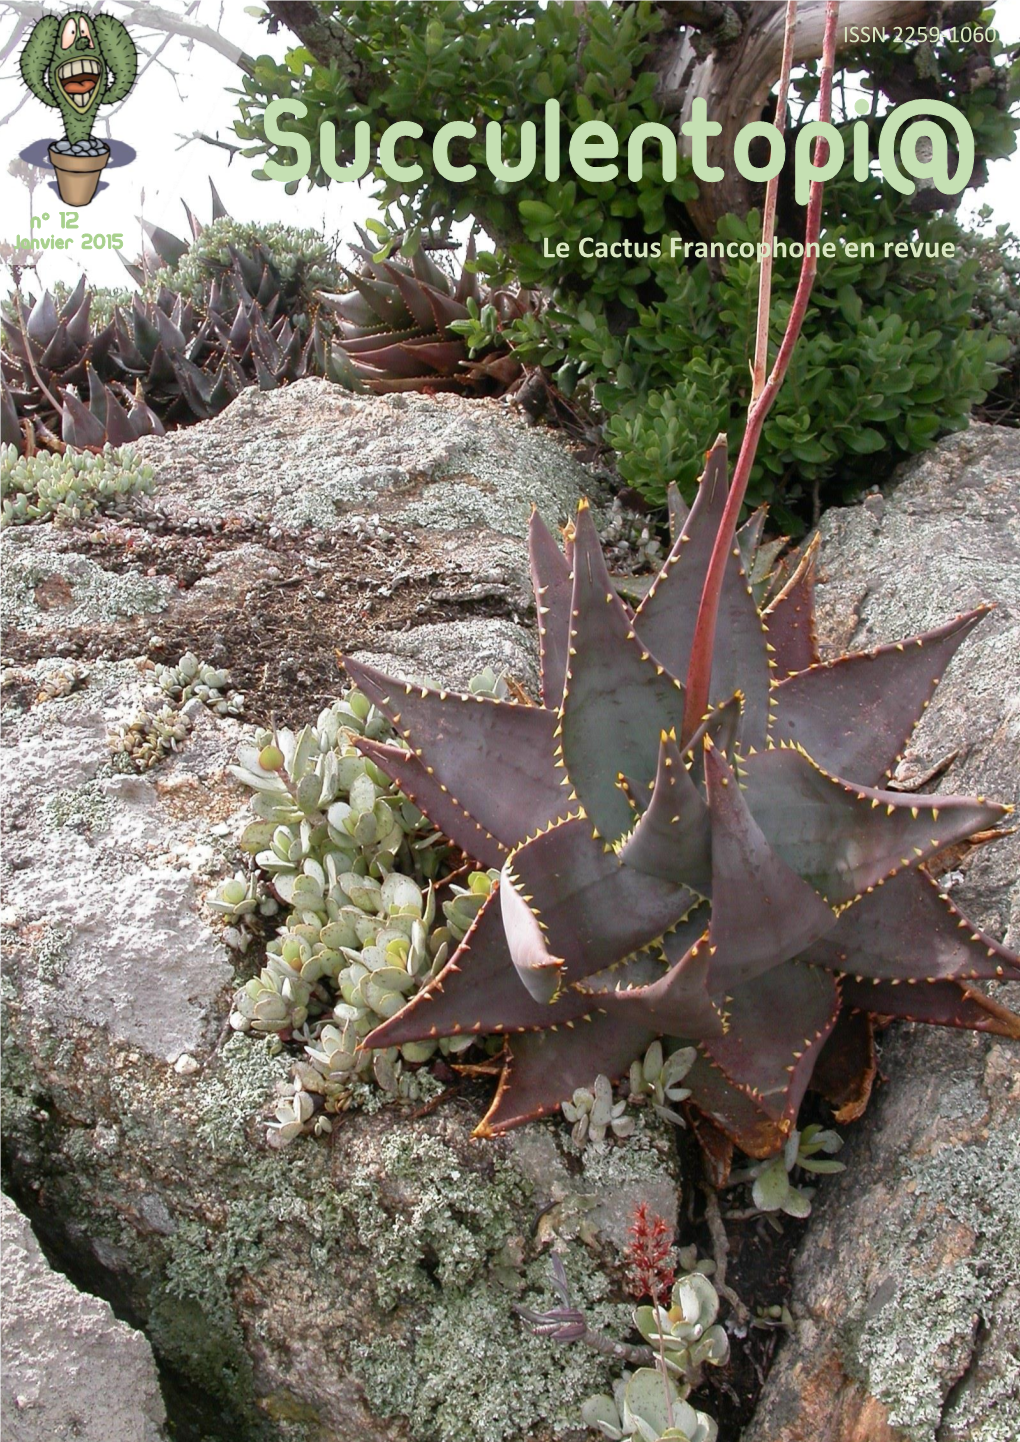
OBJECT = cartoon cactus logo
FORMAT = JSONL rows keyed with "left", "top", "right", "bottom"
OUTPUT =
{"left": 20, "top": 10, "right": 137, "bottom": 207}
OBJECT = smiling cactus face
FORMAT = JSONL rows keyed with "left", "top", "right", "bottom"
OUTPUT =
{"left": 51, "top": 13, "right": 105, "bottom": 131}
{"left": 20, "top": 10, "right": 137, "bottom": 146}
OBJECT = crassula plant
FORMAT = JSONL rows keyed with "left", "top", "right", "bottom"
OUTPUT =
{"left": 341, "top": 0, "right": 1020, "bottom": 1175}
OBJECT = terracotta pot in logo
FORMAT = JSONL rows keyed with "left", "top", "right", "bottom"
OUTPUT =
{"left": 48, "top": 144, "right": 110, "bottom": 207}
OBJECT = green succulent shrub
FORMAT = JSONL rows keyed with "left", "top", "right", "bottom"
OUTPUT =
{"left": 128, "top": 184, "right": 344, "bottom": 333}
{"left": 507, "top": 201, "right": 1009, "bottom": 528}
{"left": 953, "top": 207, "right": 1020, "bottom": 426}
{"left": 223, "top": 686, "right": 501, "bottom": 1144}
{"left": 235, "top": 1, "right": 1017, "bottom": 529}
{"left": 0, "top": 441, "right": 153, "bottom": 525}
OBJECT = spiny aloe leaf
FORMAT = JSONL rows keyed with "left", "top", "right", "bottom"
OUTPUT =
{"left": 343, "top": 338, "right": 461, "bottom": 379}
{"left": 209, "top": 176, "right": 229, "bottom": 220}
{"left": 683, "top": 692, "right": 744, "bottom": 787}
{"left": 633, "top": 439, "right": 772, "bottom": 747}
{"left": 381, "top": 261, "right": 436, "bottom": 328}
{"left": 452, "top": 233, "right": 479, "bottom": 305}
{"left": 40, "top": 320, "right": 80, "bottom": 372}
{"left": 666, "top": 481, "right": 689, "bottom": 543}
{"left": 26, "top": 289, "right": 58, "bottom": 345}
{"left": 770, "top": 610, "right": 986, "bottom": 786}
{"left": 529, "top": 508, "right": 573, "bottom": 709}
{"left": 683, "top": 1051, "right": 785, "bottom": 1160}
{"left": 704, "top": 961, "right": 840, "bottom": 1131}
{"left": 355, "top": 373, "right": 466, "bottom": 396}
{"left": 762, "top": 537, "right": 819, "bottom": 674}
{"left": 500, "top": 858, "right": 566, "bottom": 1003}
{"left": 343, "top": 658, "right": 571, "bottom": 849}
{"left": 476, "top": 1011, "right": 658, "bottom": 1136}
{"left": 577, "top": 905, "right": 709, "bottom": 994}
{"left": 421, "top": 281, "right": 471, "bottom": 332}
{"left": 617, "top": 731, "right": 711, "bottom": 893}
{"left": 320, "top": 288, "right": 388, "bottom": 329}
{"left": 736, "top": 505, "right": 768, "bottom": 571}
{"left": 841, "top": 976, "right": 1020, "bottom": 1038}
{"left": 559, "top": 502, "right": 687, "bottom": 841}
{"left": 61, "top": 390, "right": 105, "bottom": 448}
{"left": 363, "top": 885, "right": 596, "bottom": 1047}
{"left": 809, "top": 1008, "right": 876, "bottom": 1122}
{"left": 603, "top": 928, "right": 727, "bottom": 1038}
{"left": 635, "top": 439, "right": 727, "bottom": 646}
{"left": 703, "top": 739, "right": 837, "bottom": 988}
{"left": 566, "top": 943, "right": 668, "bottom": 997}
{"left": 141, "top": 218, "right": 190, "bottom": 269}
{"left": 353, "top": 736, "right": 507, "bottom": 869}
{"left": 505, "top": 815, "right": 697, "bottom": 983}
{"left": 801, "top": 868, "right": 1020, "bottom": 983}
{"left": 740, "top": 745, "right": 1009, "bottom": 905}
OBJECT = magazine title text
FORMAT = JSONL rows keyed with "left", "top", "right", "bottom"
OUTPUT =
{"left": 263, "top": 96, "right": 974, "bottom": 203}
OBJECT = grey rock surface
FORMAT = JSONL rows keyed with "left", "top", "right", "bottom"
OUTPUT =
{"left": 742, "top": 423, "right": 1020, "bottom": 1442}
{"left": 1, "top": 386, "right": 602, "bottom": 708}
{"left": 1, "top": 1191, "right": 167, "bottom": 1442}
{"left": 131, "top": 381, "right": 596, "bottom": 541}
{"left": 1, "top": 530, "right": 173, "bottom": 635}
{"left": 350, "top": 617, "right": 540, "bottom": 693}
{"left": 0, "top": 660, "right": 241, "bottom": 1061}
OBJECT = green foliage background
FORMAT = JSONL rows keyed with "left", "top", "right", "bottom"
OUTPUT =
{"left": 235, "top": 1, "right": 1018, "bottom": 528}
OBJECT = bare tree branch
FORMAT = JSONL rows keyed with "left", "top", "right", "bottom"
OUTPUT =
{"left": 0, "top": 0, "right": 255, "bottom": 75}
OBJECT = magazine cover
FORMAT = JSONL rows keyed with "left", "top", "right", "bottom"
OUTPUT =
{"left": 2, "top": 3, "right": 1018, "bottom": 1439}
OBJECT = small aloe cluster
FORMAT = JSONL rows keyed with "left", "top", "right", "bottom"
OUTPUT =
{"left": 320, "top": 230, "right": 529, "bottom": 395}
{"left": 2, "top": 186, "right": 335, "bottom": 452}
{"left": 222, "top": 688, "right": 499, "bottom": 1142}
{"left": 0, "top": 441, "right": 154, "bottom": 526}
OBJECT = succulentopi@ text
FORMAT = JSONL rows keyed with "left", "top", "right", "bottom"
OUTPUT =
{"left": 343, "top": 439, "right": 1020, "bottom": 1172}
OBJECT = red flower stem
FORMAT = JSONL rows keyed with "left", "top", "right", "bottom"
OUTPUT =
{"left": 751, "top": 0, "right": 799, "bottom": 402}
{"left": 681, "top": 0, "right": 841, "bottom": 747}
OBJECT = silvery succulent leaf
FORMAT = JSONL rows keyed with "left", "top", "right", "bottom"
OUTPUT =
{"left": 781, "top": 1185, "right": 813, "bottom": 1218}
{"left": 400, "top": 1039, "right": 437, "bottom": 1064}
{"left": 590, "top": 1074, "right": 615, "bottom": 1129}
{"left": 752, "top": 1156, "right": 793, "bottom": 1213}
{"left": 621, "top": 1369, "right": 685, "bottom": 1440}
{"left": 580, "top": 1394, "right": 623, "bottom": 1440}
{"left": 642, "top": 1040, "right": 664, "bottom": 1085}
{"left": 372, "top": 1047, "right": 399, "bottom": 1093}
{"left": 674, "top": 1271, "right": 719, "bottom": 1330}
{"left": 661, "top": 1046, "right": 696, "bottom": 1094}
